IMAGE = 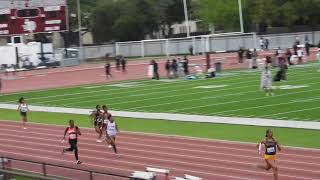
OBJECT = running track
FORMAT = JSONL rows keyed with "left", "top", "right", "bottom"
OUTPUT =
{"left": 0, "top": 121, "right": 319, "bottom": 180}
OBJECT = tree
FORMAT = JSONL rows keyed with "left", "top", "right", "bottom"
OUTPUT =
{"left": 193, "top": 0, "right": 243, "bottom": 32}
{"left": 156, "top": 0, "right": 192, "bottom": 37}
{"left": 90, "top": 0, "right": 160, "bottom": 43}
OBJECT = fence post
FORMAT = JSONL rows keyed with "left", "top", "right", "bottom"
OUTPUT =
{"left": 1, "top": 157, "right": 5, "bottom": 169}
{"left": 165, "top": 39, "right": 169, "bottom": 57}
{"left": 89, "top": 171, "right": 93, "bottom": 180}
{"left": 141, "top": 41, "right": 145, "bottom": 58}
{"left": 42, "top": 163, "right": 47, "bottom": 176}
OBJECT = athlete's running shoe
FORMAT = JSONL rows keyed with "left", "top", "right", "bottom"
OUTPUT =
{"left": 76, "top": 160, "right": 82, "bottom": 164}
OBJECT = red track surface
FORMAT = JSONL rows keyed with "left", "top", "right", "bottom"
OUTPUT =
{"left": 0, "top": 121, "right": 319, "bottom": 180}
{"left": 1, "top": 49, "right": 318, "bottom": 94}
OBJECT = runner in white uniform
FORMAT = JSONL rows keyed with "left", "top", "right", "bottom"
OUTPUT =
{"left": 105, "top": 117, "right": 119, "bottom": 157}
{"left": 18, "top": 97, "right": 29, "bottom": 129}
{"left": 261, "top": 65, "right": 274, "bottom": 96}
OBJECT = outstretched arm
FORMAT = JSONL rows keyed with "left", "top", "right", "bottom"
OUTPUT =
{"left": 62, "top": 127, "right": 68, "bottom": 141}
{"left": 76, "top": 126, "right": 82, "bottom": 136}
{"left": 276, "top": 140, "right": 282, "bottom": 152}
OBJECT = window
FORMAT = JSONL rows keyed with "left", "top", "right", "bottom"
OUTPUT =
{"left": 17, "top": 9, "right": 39, "bottom": 18}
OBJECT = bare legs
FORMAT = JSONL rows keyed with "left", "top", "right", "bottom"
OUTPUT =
{"left": 257, "top": 159, "right": 278, "bottom": 180}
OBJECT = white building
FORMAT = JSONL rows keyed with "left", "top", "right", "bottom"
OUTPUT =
{"left": 171, "top": 20, "right": 202, "bottom": 35}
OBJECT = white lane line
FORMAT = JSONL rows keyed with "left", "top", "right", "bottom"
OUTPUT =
{"left": 1, "top": 120, "right": 319, "bottom": 152}
{"left": 0, "top": 146, "right": 253, "bottom": 180}
{"left": 36, "top": 75, "right": 255, "bottom": 105}
{"left": 0, "top": 137, "right": 318, "bottom": 174}
{"left": 262, "top": 106, "right": 320, "bottom": 118}
{"left": 0, "top": 125, "right": 319, "bottom": 160}
{"left": 67, "top": 71, "right": 320, "bottom": 107}
{"left": 4, "top": 70, "right": 255, "bottom": 103}
{"left": 124, "top": 90, "right": 258, "bottom": 111}
{"left": 169, "top": 83, "right": 320, "bottom": 113}
{"left": 64, "top": 78, "right": 260, "bottom": 106}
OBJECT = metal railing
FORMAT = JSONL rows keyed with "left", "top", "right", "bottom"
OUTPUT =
{"left": 0, "top": 156, "right": 131, "bottom": 180}
{"left": 55, "top": 31, "right": 320, "bottom": 60}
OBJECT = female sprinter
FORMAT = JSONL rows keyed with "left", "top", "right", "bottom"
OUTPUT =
{"left": 62, "top": 120, "right": 82, "bottom": 164}
{"left": 102, "top": 105, "right": 113, "bottom": 148}
{"left": 256, "top": 129, "right": 282, "bottom": 180}
{"left": 17, "top": 97, "right": 29, "bottom": 129}
{"left": 90, "top": 105, "right": 104, "bottom": 142}
{"left": 105, "top": 116, "right": 120, "bottom": 158}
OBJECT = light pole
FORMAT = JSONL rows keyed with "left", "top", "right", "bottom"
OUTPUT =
{"left": 77, "top": 0, "right": 83, "bottom": 47}
{"left": 183, "top": 0, "right": 190, "bottom": 37}
{"left": 238, "top": 0, "right": 244, "bottom": 33}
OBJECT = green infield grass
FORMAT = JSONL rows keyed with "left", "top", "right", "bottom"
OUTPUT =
{"left": 1, "top": 63, "right": 320, "bottom": 121}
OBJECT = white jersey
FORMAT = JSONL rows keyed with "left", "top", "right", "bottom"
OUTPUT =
{"left": 261, "top": 69, "right": 272, "bottom": 89}
{"left": 19, "top": 103, "right": 28, "bottom": 112}
{"left": 106, "top": 121, "right": 117, "bottom": 136}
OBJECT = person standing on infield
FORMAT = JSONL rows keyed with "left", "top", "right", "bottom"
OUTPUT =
{"left": 62, "top": 120, "right": 82, "bottom": 164}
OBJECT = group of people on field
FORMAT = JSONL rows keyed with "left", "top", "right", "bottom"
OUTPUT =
{"left": 149, "top": 56, "right": 190, "bottom": 80}
{"left": 104, "top": 54, "right": 127, "bottom": 79}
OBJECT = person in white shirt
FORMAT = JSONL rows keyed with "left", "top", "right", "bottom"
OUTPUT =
{"left": 261, "top": 64, "right": 273, "bottom": 96}
{"left": 105, "top": 117, "right": 120, "bottom": 157}
{"left": 17, "top": 97, "right": 29, "bottom": 129}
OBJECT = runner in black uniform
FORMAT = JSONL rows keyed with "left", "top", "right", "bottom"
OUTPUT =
{"left": 256, "top": 129, "right": 282, "bottom": 180}
{"left": 62, "top": 120, "right": 82, "bottom": 164}
{"left": 95, "top": 110, "right": 105, "bottom": 142}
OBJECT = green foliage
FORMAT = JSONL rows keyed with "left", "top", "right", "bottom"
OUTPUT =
{"left": 193, "top": 0, "right": 320, "bottom": 32}
{"left": 193, "top": 0, "right": 241, "bottom": 31}
{"left": 91, "top": 0, "right": 160, "bottom": 42}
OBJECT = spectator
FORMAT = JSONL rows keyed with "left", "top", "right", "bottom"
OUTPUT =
{"left": 295, "top": 35, "right": 300, "bottom": 45}
{"left": 189, "top": 45, "right": 193, "bottom": 55}
{"left": 274, "top": 58, "right": 288, "bottom": 81}
{"left": 115, "top": 56, "right": 121, "bottom": 71}
{"left": 266, "top": 56, "right": 272, "bottom": 65}
{"left": 171, "top": 59, "right": 178, "bottom": 78}
{"left": 259, "top": 37, "right": 264, "bottom": 50}
{"left": 252, "top": 49, "right": 258, "bottom": 69}
{"left": 183, "top": 56, "right": 189, "bottom": 75}
{"left": 238, "top": 47, "right": 244, "bottom": 63}
{"left": 293, "top": 42, "right": 298, "bottom": 55}
{"left": 165, "top": 60, "right": 171, "bottom": 78}
{"left": 305, "top": 35, "right": 309, "bottom": 43}
{"left": 305, "top": 42, "right": 310, "bottom": 56}
{"left": 105, "top": 61, "right": 112, "bottom": 79}
{"left": 264, "top": 38, "right": 269, "bottom": 50}
{"left": 297, "top": 47, "right": 304, "bottom": 64}
{"left": 152, "top": 60, "right": 159, "bottom": 80}
{"left": 120, "top": 56, "right": 127, "bottom": 73}
{"left": 246, "top": 49, "right": 252, "bottom": 61}
{"left": 285, "top": 49, "right": 293, "bottom": 65}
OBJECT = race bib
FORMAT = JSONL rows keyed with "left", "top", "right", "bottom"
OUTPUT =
{"left": 267, "top": 147, "right": 275, "bottom": 153}
{"left": 69, "top": 134, "right": 76, "bottom": 139}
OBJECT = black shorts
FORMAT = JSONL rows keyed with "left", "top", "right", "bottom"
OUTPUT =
{"left": 20, "top": 112, "right": 27, "bottom": 117}
{"left": 69, "top": 139, "right": 78, "bottom": 146}
{"left": 94, "top": 121, "right": 103, "bottom": 127}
